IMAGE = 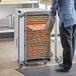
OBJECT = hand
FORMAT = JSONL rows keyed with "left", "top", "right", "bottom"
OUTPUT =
{"left": 51, "top": 16, "right": 55, "bottom": 20}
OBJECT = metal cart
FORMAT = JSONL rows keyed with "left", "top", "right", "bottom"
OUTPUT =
{"left": 14, "top": 8, "right": 54, "bottom": 69}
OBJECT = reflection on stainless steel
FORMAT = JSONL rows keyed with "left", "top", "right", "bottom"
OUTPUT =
{"left": 0, "top": 14, "right": 14, "bottom": 28}
{"left": 8, "top": 14, "right": 14, "bottom": 28}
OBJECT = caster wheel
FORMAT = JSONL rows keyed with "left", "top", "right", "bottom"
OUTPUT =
{"left": 44, "top": 62, "right": 47, "bottom": 65}
{"left": 55, "top": 56, "right": 62, "bottom": 63}
{"left": 48, "top": 58, "right": 50, "bottom": 61}
{"left": 25, "top": 64, "right": 28, "bottom": 66}
{"left": 19, "top": 64, "right": 23, "bottom": 69}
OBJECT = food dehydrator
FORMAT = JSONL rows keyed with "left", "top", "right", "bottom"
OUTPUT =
{"left": 14, "top": 8, "right": 53, "bottom": 68}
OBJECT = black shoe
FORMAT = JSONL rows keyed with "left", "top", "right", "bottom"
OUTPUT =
{"left": 55, "top": 65, "right": 69, "bottom": 72}
{"left": 59, "top": 64, "right": 64, "bottom": 67}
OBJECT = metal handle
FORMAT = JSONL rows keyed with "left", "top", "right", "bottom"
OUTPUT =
{"left": 54, "top": 15, "right": 62, "bottom": 63}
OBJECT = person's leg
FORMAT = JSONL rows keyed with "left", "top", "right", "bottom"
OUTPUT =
{"left": 72, "top": 25, "right": 76, "bottom": 59}
{"left": 59, "top": 23, "right": 74, "bottom": 70}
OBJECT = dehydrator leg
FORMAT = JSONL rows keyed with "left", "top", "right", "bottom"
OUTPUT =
{"left": 50, "top": 36, "right": 53, "bottom": 58}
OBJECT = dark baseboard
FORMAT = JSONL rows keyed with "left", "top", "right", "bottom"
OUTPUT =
{"left": 0, "top": 32, "right": 14, "bottom": 39}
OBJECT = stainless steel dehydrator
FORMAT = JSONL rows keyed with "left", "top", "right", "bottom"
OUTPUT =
{"left": 14, "top": 8, "right": 53, "bottom": 68}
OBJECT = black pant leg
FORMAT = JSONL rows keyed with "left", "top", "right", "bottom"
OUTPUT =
{"left": 59, "top": 23, "right": 74, "bottom": 69}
